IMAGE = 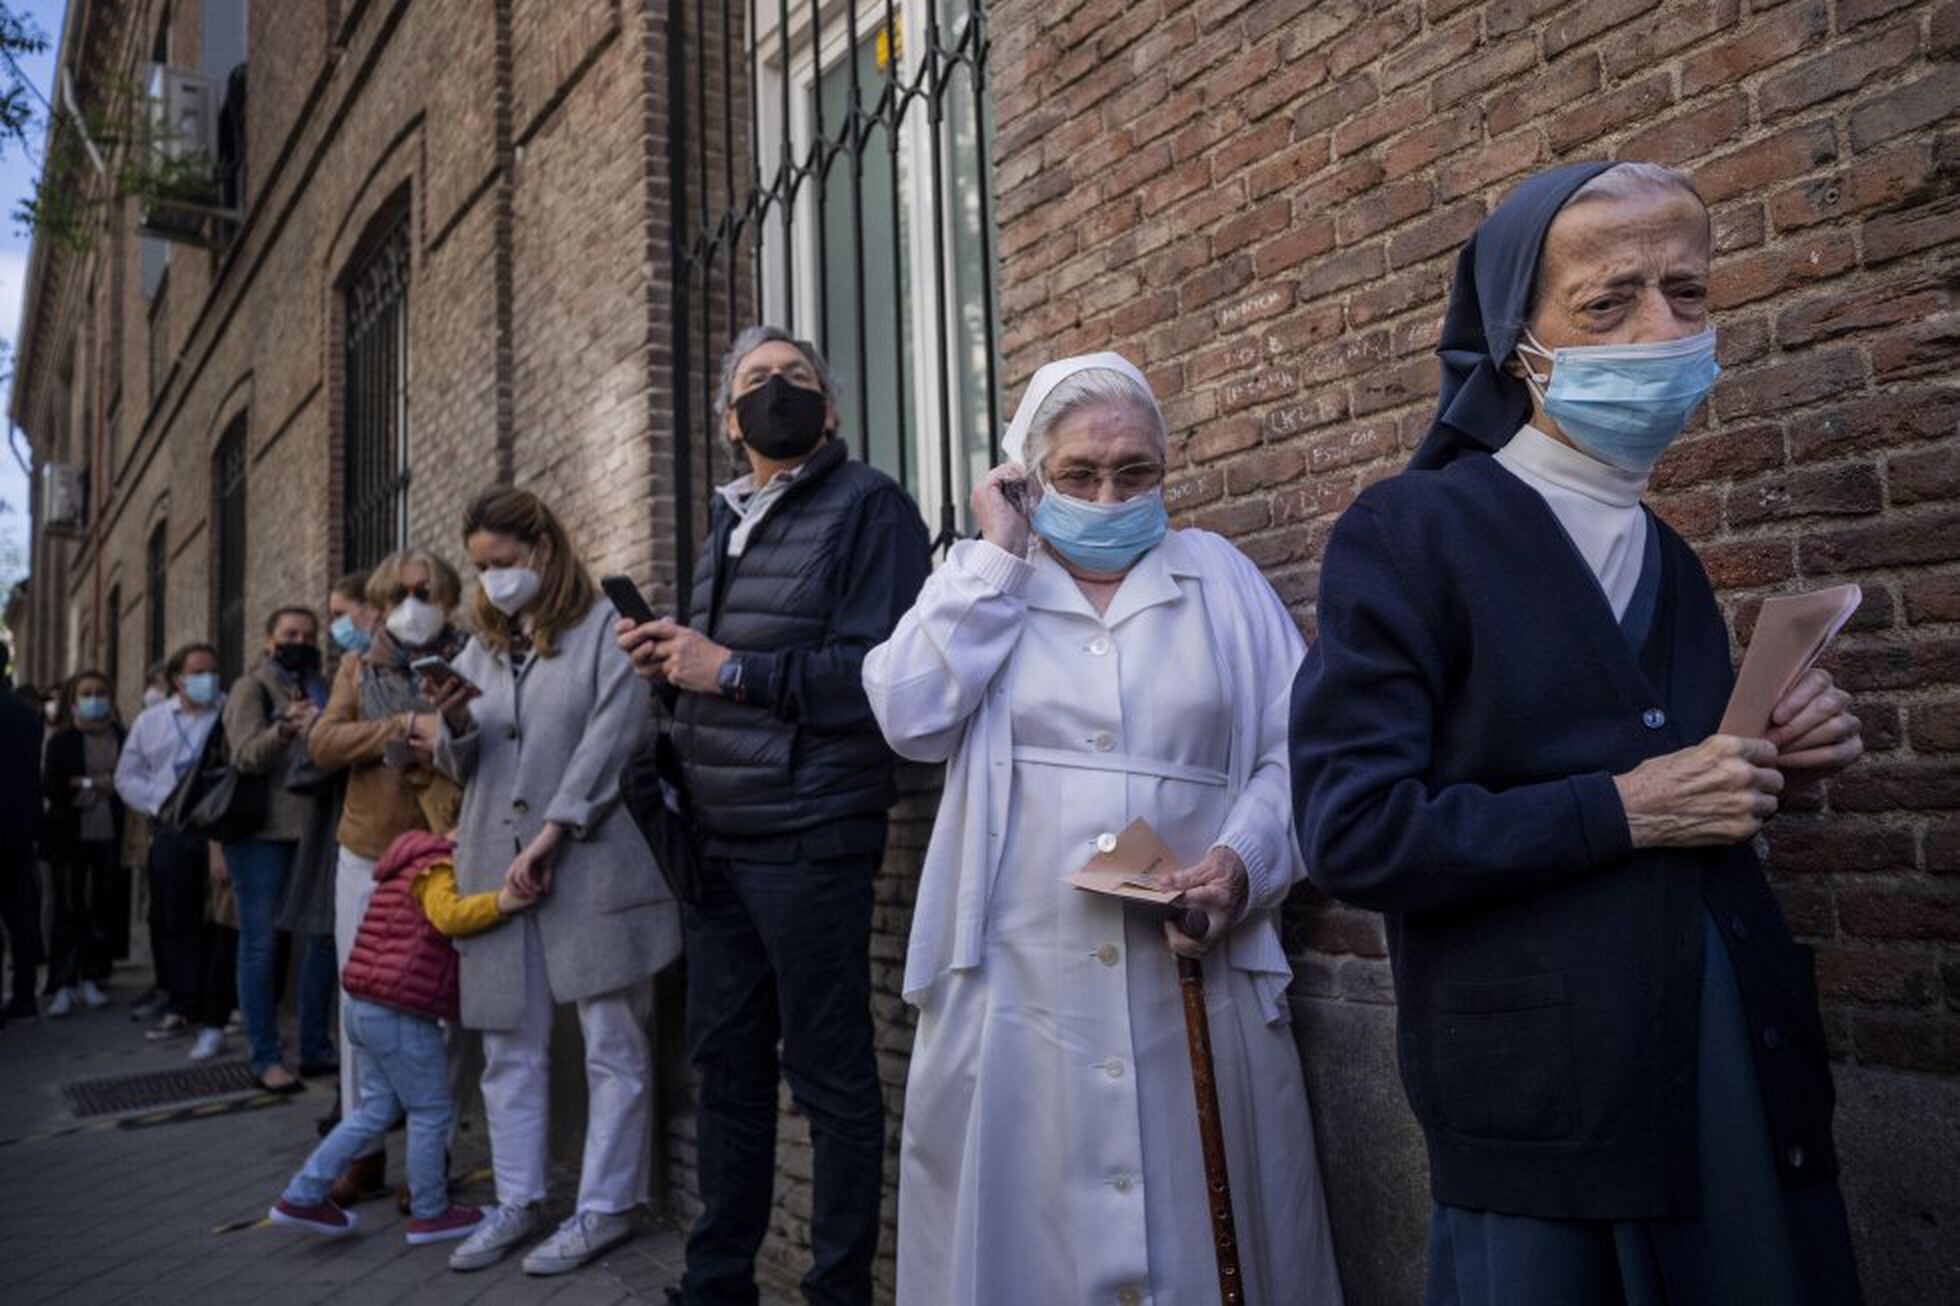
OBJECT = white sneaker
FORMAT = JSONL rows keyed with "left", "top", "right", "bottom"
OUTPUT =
{"left": 80, "top": 980, "right": 110, "bottom": 1008}
{"left": 448, "top": 1202, "right": 543, "bottom": 1272}
{"left": 521, "top": 1210, "right": 636, "bottom": 1276}
{"left": 46, "top": 988, "right": 76, "bottom": 1018}
{"left": 188, "top": 1027, "right": 225, "bottom": 1061}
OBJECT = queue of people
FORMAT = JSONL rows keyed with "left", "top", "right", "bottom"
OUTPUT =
{"left": 0, "top": 156, "right": 1870, "bottom": 1305}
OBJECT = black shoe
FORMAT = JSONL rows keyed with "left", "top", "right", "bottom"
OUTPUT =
{"left": 298, "top": 1060, "right": 340, "bottom": 1079}
{"left": 2, "top": 995, "right": 36, "bottom": 1022}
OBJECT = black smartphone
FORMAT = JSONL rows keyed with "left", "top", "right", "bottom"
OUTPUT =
{"left": 1000, "top": 479, "right": 1029, "bottom": 515}
{"left": 410, "top": 655, "right": 478, "bottom": 695}
{"left": 601, "top": 574, "right": 659, "bottom": 625}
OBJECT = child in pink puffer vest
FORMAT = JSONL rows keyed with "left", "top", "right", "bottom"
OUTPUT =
{"left": 268, "top": 830, "right": 534, "bottom": 1244}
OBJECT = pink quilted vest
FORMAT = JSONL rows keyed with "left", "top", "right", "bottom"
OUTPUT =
{"left": 341, "top": 831, "right": 462, "bottom": 1023}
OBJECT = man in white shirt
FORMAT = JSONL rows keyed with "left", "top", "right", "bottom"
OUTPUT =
{"left": 115, "top": 643, "right": 231, "bottom": 1057}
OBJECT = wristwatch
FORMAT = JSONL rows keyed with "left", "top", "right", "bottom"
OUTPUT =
{"left": 716, "top": 655, "right": 747, "bottom": 704}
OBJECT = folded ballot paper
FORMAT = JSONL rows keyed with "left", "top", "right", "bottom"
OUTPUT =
{"left": 1719, "top": 584, "right": 1863, "bottom": 738}
{"left": 1066, "top": 818, "right": 1184, "bottom": 905}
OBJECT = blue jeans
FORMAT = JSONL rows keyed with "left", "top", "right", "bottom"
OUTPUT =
{"left": 225, "top": 839, "right": 300, "bottom": 1073}
{"left": 298, "top": 933, "right": 338, "bottom": 1069}
{"left": 282, "top": 998, "right": 452, "bottom": 1220}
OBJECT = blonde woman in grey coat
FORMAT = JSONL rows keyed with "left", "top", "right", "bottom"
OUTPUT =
{"left": 427, "top": 486, "right": 681, "bottom": 1276}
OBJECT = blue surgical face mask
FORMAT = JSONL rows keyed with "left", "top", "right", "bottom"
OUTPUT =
{"left": 330, "top": 614, "right": 371, "bottom": 655}
{"left": 75, "top": 695, "right": 111, "bottom": 724}
{"left": 183, "top": 672, "right": 221, "bottom": 706}
{"left": 1030, "top": 482, "right": 1169, "bottom": 575}
{"left": 1517, "top": 326, "right": 1719, "bottom": 474}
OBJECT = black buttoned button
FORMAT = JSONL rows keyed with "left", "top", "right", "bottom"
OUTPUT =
{"left": 505, "top": 725, "right": 519, "bottom": 740}
{"left": 513, "top": 799, "right": 529, "bottom": 815}
{"left": 1787, "top": 1145, "right": 1806, "bottom": 1169}
{"left": 1729, "top": 915, "right": 1750, "bottom": 939}
{"left": 1762, "top": 1025, "right": 1782, "bottom": 1051}
{"left": 1642, "top": 708, "right": 1667, "bottom": 729}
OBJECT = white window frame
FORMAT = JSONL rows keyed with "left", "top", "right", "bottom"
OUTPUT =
{"left": 749, "top": 0, "right": 992, "bottom": 528}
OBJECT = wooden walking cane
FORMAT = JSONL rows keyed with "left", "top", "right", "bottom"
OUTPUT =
{"left": 1172, "top": 906, "right": 1246, "bottom": 1306}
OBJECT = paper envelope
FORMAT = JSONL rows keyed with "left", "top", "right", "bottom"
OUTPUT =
{"left": 1065, "top": 818, "right": 1183, "bottom": 905}
{"left": 1719, "top": 584, "right": 1863, "bottom": 737}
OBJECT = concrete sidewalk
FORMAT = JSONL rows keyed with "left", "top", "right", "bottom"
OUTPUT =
{"left": 0, "top": 963, "right": 784, "bottom": 1305}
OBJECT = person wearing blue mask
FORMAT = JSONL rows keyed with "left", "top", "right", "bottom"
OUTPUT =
{"left": 221, "top": 606, "right": 338, "bottom": 1094}
{"left": 40, "top": 671, "right": 126, "bottom": 1018}
{"left": 864, "top": 353, "right": 1343, "bottom": 1304}
{"left": 115, "top": 643, "right": 232, "bottom": 1049}
{"left": 1291, "top": 162, "right": 1866, "bottom": 1305}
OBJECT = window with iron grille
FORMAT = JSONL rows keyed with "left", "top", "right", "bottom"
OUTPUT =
{"left": 670, "top": 0, "right": 1001, "bottom": 591}
{"left": 146, "top": 521, "right": 167, "bottom": 668}
{"left": 342, "top": 214, "right": 411, "bottom": 573}
{"left": 213, "top": 422, "right": 247, "bottom": 683}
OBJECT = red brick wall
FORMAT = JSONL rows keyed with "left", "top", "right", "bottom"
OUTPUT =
{"left": 987, "top": 0, "right": 1958, "bottom": 1299}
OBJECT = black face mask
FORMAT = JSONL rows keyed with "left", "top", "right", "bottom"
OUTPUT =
{"left": 734, "top": 374, "right": 829, "bottom": 460}
{"left": 274, "top": 643, "right": 322, "bottom": 677}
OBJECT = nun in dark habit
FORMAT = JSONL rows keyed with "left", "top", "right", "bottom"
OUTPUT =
{"left": 1289, "top": 160, "right": 1867, "bottom": 1304}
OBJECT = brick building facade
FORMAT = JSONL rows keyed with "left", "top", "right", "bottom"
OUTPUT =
{"left": 14, "top": 1, "right": 1958, "bottom": 1302}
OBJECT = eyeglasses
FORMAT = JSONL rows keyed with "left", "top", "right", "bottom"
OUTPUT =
{"left": 388, "top": 582, "right": 434, "bottom": 604}
{"left": 1044, "top": 462, "right": 1166, "bottom": 501}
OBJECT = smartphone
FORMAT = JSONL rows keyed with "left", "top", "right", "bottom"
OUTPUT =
{"left": 1000, "top": 479, "right": 1029, "bottom": 516}
{"left": 601, "top": 574, "right": 659, "bottom": 625}
{"left": 410, "top": 655, "right": 478, "bottom": 695}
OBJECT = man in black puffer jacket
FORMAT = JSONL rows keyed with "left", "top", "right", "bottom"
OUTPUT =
{"left": 619, "top": 325, "right": 929, "bottom": 1306}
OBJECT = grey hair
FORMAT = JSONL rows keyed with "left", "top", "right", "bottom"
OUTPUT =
{"left": 1572, "top": 160, "right": 1703, "bottom": 209}
{"left": 1022, "top": 368, "right": 1168, "bottom": 476}
{"left": 713, "top": 325, "right": 840, "bottom": 421}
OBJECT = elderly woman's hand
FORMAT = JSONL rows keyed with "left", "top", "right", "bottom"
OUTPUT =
{"left": 1767, "top": 667, "right": 1863, "bottom": 773}
{"left": 1157, "top": 846, "right": 1248, "bottom": 958}
{"left": 971, "top": 464, "right": 1033, "bottom": 558}
{"left": 1615, "top": 735, "right": 1783, "bottom": 849}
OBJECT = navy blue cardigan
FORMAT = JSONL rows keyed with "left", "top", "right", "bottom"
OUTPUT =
{"left": 1290, "top": 454, "right": 1838, "bottom": 1221}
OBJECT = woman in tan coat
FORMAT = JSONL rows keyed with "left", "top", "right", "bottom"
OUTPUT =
{"left": 307, "top": 548, "right": 467, "bottom": 1202}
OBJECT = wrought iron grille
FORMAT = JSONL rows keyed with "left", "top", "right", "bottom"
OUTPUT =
{"left": 342, "top": 216, "right": 411, "bottom": 573}
{"left": 213, "top": 423, "right": 247, "bottom": 683}
{"left": 145, "top": 522, "right": 167, "bottom": 668}
{"left": 667, "top": 0, "right": 1001, "bottom": 603}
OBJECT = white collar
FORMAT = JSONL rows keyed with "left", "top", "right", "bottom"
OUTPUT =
{"left": 1497, "top": 424, "right": 1648, "bottom": 509}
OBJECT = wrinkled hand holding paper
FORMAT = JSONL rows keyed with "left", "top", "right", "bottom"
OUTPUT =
{"left": 1719, "top": 584, "right": 1863, "bottom": 738}
{"left": 1067, "top": 818, "right": 1183, "bottom": 905}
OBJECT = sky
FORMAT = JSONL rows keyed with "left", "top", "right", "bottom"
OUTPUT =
{"left": 0, "top": 0, "right": 72, "bottom": 592}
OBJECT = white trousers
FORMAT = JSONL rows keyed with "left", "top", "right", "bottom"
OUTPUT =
{"left": 332, "top": 846, "right": 379, "bottom": 1142}
{"left": 480, "top": 913, "right": 654, "bottom": 1213}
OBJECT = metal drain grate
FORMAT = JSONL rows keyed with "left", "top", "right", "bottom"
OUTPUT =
{"left": 62, "top": 1060, "right": 259, "bottom": 1117}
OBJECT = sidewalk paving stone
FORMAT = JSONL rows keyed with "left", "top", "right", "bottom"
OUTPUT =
{"left": 0, "top": 964, "right": 797, "bottom": 1306}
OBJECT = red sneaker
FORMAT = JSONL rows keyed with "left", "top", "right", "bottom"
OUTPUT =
{"left": 268, "top": 1197, "right": 358, "bottom": 1236}
{"left": 405, "top": 1203, "right": 484, "bottom": 1245}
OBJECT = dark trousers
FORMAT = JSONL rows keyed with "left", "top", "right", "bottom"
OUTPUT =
{"left": 0, "top": 839, "right": 41, "bottom": 1005}
{"left": 150, "top": 825, "right": 215, "bottom": 1022}
{"left": 201, "top": 924, "right": 238, "bottom": 1031}
{"left": 98, "top": 859, "right": 132, "bottom": 968}
{"left": 46, "top": 840, "right": 116, "bottom": 991}
{"left": 679, "top": 849, "right": 885, "bottom": 1306}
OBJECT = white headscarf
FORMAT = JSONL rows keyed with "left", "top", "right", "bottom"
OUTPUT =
{"left": 1000, "top": 351, "right": 1156, "bottom": 466}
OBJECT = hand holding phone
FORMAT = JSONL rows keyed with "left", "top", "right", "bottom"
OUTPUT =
{"left": 411, "top": 655, "right": 477, "bottom": 695}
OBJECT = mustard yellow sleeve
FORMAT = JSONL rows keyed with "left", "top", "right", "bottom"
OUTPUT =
{"left": 411, "top": 864, "right": 506, "bottom": 938}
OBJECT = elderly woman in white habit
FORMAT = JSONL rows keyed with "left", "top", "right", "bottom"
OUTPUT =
{"left": 864, "top": 353, "right": 1344, "bottom": 1304}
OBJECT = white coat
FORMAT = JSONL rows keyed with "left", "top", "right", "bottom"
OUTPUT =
{"left": 864, "top": 529, "right": 1343, "bottom": 1305}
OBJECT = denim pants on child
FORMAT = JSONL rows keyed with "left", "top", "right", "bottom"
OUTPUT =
{"left": 283, "top": 997, "right": 452, "bottom": 1220}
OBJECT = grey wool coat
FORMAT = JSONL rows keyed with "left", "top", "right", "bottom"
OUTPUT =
{"left": 436, "top": 597, "right": 681, "bottom": 1030}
